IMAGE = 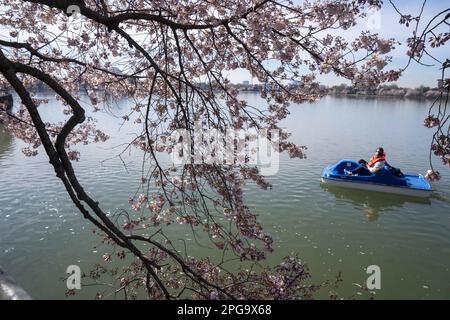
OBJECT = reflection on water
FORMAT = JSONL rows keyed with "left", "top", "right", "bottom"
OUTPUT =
{"left": 320, "top": 184, "right": 432, "bottom": 221}
{"left": 0, "top": 124, "right": 13, "bottom": 160}
{"left": 1, "top": 94, "right": 450, "bottom": 299}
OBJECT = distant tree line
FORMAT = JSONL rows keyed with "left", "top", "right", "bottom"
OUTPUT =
{"left": 329, "top": 83, "right": 442, "bottom": 99}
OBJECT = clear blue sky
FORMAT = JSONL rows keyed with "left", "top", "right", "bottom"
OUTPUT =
{"left": 227, "top": 0, "right": 448, "bottom": 88}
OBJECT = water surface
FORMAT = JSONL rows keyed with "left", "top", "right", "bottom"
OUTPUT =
{"left": 0, "top": 94, "right": 449, "bottom": 299}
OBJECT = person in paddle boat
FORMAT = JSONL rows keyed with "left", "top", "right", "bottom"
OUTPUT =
{"left": 345, "top": 147, "right": 386, "bottom": 176}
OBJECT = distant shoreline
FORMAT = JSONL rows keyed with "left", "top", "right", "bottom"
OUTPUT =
{"left": 2, "top": 86, "right": 443, "bottom": 102}
{"left": 328, "top": 93, "right": 438, "bottom": 100}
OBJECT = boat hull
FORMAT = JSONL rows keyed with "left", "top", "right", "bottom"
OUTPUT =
{"left": 321, "top": 177, "right": 432, "bottom": 198}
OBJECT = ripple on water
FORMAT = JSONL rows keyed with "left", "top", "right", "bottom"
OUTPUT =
{"left": 1, "top": 96, "right": 450, "bottom": 299}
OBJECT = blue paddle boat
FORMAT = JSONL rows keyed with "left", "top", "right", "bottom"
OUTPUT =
{"left": 320, "top": 159, "right": 432, "bottom": 198}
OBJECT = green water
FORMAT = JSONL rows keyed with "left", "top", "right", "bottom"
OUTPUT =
{"left": 0, "top": 93, "right": 449, "bottom": 299}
